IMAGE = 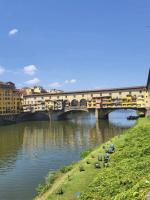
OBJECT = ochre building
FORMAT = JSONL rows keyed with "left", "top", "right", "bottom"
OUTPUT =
{"left": 0, "top": 82, "right": 22, "bottom": 115}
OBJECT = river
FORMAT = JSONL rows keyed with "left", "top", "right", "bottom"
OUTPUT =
{"left": 0, "top": 110, "right": 136, "bottom": 200}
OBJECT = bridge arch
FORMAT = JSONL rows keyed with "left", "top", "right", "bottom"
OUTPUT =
{"left": 71, "top": 99, "right": 79, "bottom": 107}
{"left": 80, "top": 99, "right": 87, "bottom": 107}
{"left": 95, "top": 107, "right": 147, "bottom": 119}
{"left": 106, "top": 108, "right": 146, "bottom": 115}
{"left": 63, "top": 100, "right": 70, "bottom": 108}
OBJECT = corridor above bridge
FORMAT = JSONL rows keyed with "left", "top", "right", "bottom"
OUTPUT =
{"left": 22, "top": 85, "right": 148, "bottom": 114}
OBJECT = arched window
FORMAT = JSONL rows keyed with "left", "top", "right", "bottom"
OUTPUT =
{"left": 63, "top": 100, "right": 70, "bottom": 108}
{"left": 80, "top": 99, "right": 87, "bottom": 107}
{"left": 71, "top": 99, "right": 78, "bottom": 106}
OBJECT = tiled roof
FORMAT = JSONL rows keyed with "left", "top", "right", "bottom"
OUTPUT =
{"left": 24, "top": 85, "right": 146, "bottom": 97}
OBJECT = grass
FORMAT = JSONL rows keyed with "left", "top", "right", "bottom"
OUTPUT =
{"left": 35, "top": 118, "right": 150, "bottom": 200}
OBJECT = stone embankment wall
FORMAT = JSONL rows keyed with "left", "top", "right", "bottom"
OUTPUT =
{"left": 0, "top": 111, "right": 64, "bottom": 125}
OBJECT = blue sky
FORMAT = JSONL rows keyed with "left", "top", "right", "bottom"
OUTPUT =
{"left": 0, "top": 0, "right": 150, "bottom": 90}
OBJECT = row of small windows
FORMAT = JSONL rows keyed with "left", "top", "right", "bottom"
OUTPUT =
{"left": 0, "top": 107, "right": 17, "bottom": 109}
{"left": 25, "top": 90, "right": 144, "bottom": 101}
{"left": 52, "top": 91, "right": 143, "bottom": 99}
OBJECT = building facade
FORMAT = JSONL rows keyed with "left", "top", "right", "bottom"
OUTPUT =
{"left": 22, "top": 86, "right": 148, "bottom": 112}
{"left": 21, "top": 86, "right": 47, "bottom": 95}
{"left": 22, "top": 95, "right": 57, "bottom": 113}
{"left": 0, "top": 82, "right": 22, "bottom": 115}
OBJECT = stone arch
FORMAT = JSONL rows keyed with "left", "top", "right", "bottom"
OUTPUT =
{"left": 63, "top": 100, "right": 70, "bottom": 108}
{"left": 71, "top": 99, "right": 79, "bottom": 107}
{"left": 99, "top": 108, "right": 146, "bottom": 119}
{"left": 80, "top": 99, "right": 87, "bottom": 107}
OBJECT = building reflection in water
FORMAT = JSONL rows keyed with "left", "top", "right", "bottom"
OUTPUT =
{"left": 0, "top": 125, "right": 24, "bottom": 170}
{"left": 22, "top": 112, "right": 130, "bottom": 155}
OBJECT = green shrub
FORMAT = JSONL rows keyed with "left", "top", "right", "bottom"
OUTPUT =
{"left": 94, "top": 162, "right": 101, "bottom": 169}
{"left": 45, "top": 171, "right": 59, "bottom": 185}
{"left": 79, "top": 166, "right": 85, "bottom": 172}
{"left": 91, "top": 154, "right": 95, "bottom": 158}
{"left": 60, "top": 165, "right": 73, "bottom": 173}
{"left": 36, "top": 184, "right": 46, "bottom": 195}
{"left": 56, "top": 187, "right": 64, "bottom": 195}
{"left": 86, "top": 160, "right": 91, "bottom": 164}
{"left": 80, "top": 148, "right": 93, "bottom": 158}
{"left": 36, "top": 171, "right": 59, "bottom": 195}
{"left": 67, "top": 175, "right": 71, "bottom": 181}
{"left": 97, "top": 154, "right": 103, "bottom": 161}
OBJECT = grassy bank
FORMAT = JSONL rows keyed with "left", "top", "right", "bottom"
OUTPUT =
{"left": 35, "top": 118, "right": 150, "bottom": 200}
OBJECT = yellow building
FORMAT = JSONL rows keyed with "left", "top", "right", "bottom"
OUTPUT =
{"left": 21, "top": 86, "right": 47, "bottom": 95}
{"left": 22, "top": 94, "right": 56, "bottom": 112}
{"left": 22, "top": 86, "right": 148, "bottom": 111}
{"left": 0, "top": 82, "right": 22, "bottom": 115}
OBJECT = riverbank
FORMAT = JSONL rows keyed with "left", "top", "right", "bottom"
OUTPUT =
{"left": 35, "top": 117, "right": 150, "bottom": 200}
{"left": 0, "top": 111, "right": 58, "bottom": 125}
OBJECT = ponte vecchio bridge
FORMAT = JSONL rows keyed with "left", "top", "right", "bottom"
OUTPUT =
{"left": 50, "top": 85, "right": 148, "bottom": 119}
{"left": 22, "top": 70, "right": 150, "bottom": 119}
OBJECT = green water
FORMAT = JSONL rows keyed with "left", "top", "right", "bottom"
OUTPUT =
{"left": 0, "top": 110, "right": 136, "bottom": 200}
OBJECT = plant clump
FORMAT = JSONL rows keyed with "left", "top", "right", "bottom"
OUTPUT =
{"left": 94, "top": 162, "right": 101, "bottom": 169}
{"left": 36, "top": 171, "right": 59, "bottom": 195}
{"left": 91, "top": 154, "right": 95, "bottom": 158}
{"left": 79, "top": 166, "right": 85, "bottom": 172}
{"left": 97, "top": 154, "right": 103, "bottom": 161}
{"left": 86, "top": 160, "right": 91, "bottom": 164}
{"left": 56, "top": 187, "right": 64, "bottom": 195}
{"left": 60, "top": 165, "right": 73, "bottom": 173}
{"left": 80, "top": 148, "right": 93, "bottom": 158}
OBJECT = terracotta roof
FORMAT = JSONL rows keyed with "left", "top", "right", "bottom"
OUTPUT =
{"left": 23, "top": 85, "right": 146, "bottom": 97}
{"left": 0, "top": 81, "right": 16, "bottom": 89}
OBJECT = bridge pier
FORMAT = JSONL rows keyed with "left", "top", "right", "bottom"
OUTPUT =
{"left": 95, "top": 109, "right": 109, "bottom": 120}
{"left": 145, "top": 108, "right": 150, "bottom": 117}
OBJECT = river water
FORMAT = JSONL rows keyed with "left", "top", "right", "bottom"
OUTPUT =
{"left": 0, "top": 110, "right": 136, "bottom": 200}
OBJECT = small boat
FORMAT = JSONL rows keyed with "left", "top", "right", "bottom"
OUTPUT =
{"left": 127, "top": 116, "right": 139, "bottom": 120}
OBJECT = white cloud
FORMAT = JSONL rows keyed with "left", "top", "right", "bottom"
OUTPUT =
{"left": 8, "top": 28, "right": 19, "bottom": 36}
{"left": 64, "top": 80, "right": 69, "bottom": 84}
{"left": 23, "top": 65, "right": 37, "bottom": 75}
{"left": 49, "top": 82, "right": 63, "bottom": 88}
{"left": 64, "top": 79, "right": 76, "bottom": 84}
{"left": 70, "top": 79, "right": 76, "bottom": 83}
{"left": 0, "top": 66, "right": 5, "bottom": 75}
{"left": 25, "top": 78, "right": 40, "bottom": 85}
{"left": 49, "top": 79, "right": 77, "bottom": 88}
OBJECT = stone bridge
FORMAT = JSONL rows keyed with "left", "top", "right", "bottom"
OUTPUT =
{"left": 23, "top": 70, "right": 150, "bottom": 120}
{"left": 54, "top": 106, "right": 147, "bottom": 120}
{"left": 64, "top": 106, "right": 89, "bottom": 113}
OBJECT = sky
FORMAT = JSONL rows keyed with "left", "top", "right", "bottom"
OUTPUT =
{"left": 0, "top": 0, "right": 150, "bottom": 91}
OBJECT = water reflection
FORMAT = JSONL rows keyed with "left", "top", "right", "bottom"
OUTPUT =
{"left": 0, "top": 110, "right": 136, "bottom": 200}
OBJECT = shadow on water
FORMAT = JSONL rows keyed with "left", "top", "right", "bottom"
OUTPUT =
{"left": 0, "top": 109, "right": 136, "bottom": 200}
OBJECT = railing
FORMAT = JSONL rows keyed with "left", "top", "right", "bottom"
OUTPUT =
{"left": 64, "top": 106, "right": 88, "bottom": 112}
